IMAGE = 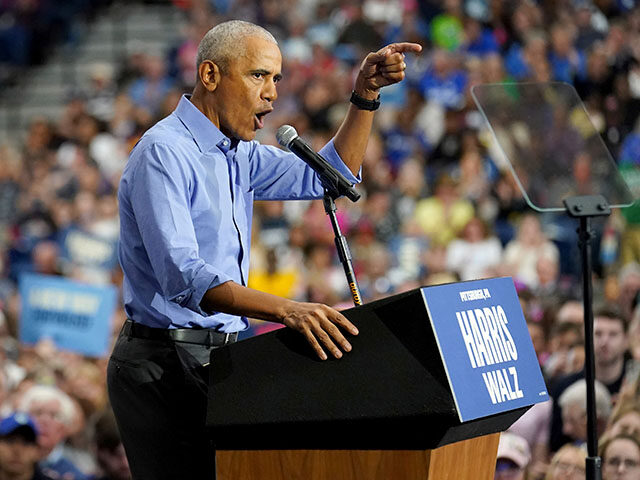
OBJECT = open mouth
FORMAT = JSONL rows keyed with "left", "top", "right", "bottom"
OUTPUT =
{"left": 254, "top": 109, "right": 271, "bottom": 129}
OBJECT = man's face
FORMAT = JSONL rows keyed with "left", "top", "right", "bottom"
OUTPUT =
{"left": 594, "top": 316, "right": 627, "bottom": 366}
{"left": 0, "top": 435, "right": 39, "bottom": 476}
{"left": 28, "top": 398, "right": 67, "bottom": 451}
{"left": 562, "top": 404, "right": 588, "bottom": 441}
{"left": 214, "top": 35, "right": 282, "bottom": 141}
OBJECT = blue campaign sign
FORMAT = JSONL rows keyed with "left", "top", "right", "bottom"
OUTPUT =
{"left": 19, "top": 273, "right": 117, "bottom": 357}
{"left": 58, "top": 227, "right": 118, "bottom": 271}
{"left": 422, "top": 277, "right": 548, "bottom": 422}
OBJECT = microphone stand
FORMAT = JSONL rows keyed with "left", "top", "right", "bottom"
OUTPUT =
{"left": 323, "top": 191, "right": 363, "bottom": 307}
{"left": 277, "top": 124, "right": 363, "bottom": 306}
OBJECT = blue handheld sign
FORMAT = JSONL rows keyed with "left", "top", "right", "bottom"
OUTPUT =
{"left": 422, "top": 277, "right": 548, "bottom": 422}
{"left": 19, "top": 273, "right": 117, "bottom": 357}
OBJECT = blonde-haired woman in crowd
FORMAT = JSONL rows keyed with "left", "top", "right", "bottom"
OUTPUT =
{"left": 544, "top": 444, "right": 586, "bottom": 480}
{"left": 607, "top": 402, "right": 640, "bottom": 439}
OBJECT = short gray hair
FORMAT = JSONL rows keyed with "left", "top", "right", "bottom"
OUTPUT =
{"left": 196, "top": 20, "right": 277, "bottom": 73}
{"left": 18, "top": 384, "right": 76, "bottom": 427}
{"left": 559, "top": 379, "right": 612, "bottom": 419}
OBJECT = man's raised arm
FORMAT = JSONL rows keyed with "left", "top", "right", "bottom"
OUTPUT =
{"left": 334, "top": 42, "right": 422, "bottom": 176}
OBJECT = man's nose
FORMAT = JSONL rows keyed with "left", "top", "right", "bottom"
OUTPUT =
{"left": 262, "top": 79, "right": 277, "bottom": 103}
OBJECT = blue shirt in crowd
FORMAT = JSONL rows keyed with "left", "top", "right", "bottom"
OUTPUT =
{"left": 465, "top": 28, "right": 499, "bottom": 57}
{"left": 417, "top": 67, "right": 468, "bottom": 109}
{"left": 118, "top": 95, "right": 359, "bottom": 331}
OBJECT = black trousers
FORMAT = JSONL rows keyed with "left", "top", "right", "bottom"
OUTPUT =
{"left": 107, "top": 327, "right": 219, "bottom": 480}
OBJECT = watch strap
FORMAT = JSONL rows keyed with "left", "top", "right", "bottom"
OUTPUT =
{"left": 350, "top": 90, "right": 381, "bottom": 111}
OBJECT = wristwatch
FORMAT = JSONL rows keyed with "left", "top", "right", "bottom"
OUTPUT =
{"left": 350, "top": 90, "right": 381, "bottom": 111}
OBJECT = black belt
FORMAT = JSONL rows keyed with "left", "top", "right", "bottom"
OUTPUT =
{"left": 122, "top": 319, "right": 238, "bottom": 347}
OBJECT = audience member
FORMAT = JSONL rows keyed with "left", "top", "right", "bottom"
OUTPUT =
{"left": 413, "top": 174, "right": 474, "bottom": 246}
{"left": 508, "top": 399, "right": 552, "bottom": 480}
{"left": 445, "top": 216, "right": 502, "bottom": 281}
{"left": 503, "top": 214, "right": 560, "bottom": 289}
{"left": 544, "top": 321, "right": 584, "bottom": 382}
{"left": 607, "top": 402, "right": 640, "bottom": 440}
{"left": 0, "top": 412, "right": 56, "bottom": 480}
{"left": 494, "top": 432, "right": 531, "bottom": 480}
{"left": 18, "top": 385, "right": 89, "bottom": 480}
{"left": 558, "top": 379, "right": 612, "bottom": 449}
{"left": 544, "top": 444, "right": 586, "bottom": 480}
{"left": 550, "top": 304, "right": 630, "bottom": 451}
{"left": 600, "top": 433, "right": 640, "bottom": 480}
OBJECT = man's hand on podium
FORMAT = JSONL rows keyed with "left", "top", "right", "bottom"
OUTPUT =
{"left": 201, "top": 281, "right": 358, "bottom": 360}
{"left": 280, "top": 301, "right": 359, "bottom": 360}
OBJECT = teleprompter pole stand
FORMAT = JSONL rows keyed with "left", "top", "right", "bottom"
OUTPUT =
{"left": 563, "top": 194, "right": 611, "bottom": 480}
{"left": 323, "top": 192, "right": 363, "bottom": 307}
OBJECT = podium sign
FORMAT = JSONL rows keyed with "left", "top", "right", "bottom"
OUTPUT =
{"left": 422, "top": 277, "right": 548, "bottom": 422}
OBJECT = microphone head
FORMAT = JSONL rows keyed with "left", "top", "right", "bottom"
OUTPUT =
{"left": 276, "top": 125, "right": 298, "bottom": 149}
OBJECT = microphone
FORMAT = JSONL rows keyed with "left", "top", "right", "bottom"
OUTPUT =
{"left": 276, "top": 125, "right": 361, "bottom": 202}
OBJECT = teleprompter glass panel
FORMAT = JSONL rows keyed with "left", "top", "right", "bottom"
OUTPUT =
{"left": 471, "top": 82, "right": 634, "bottom": 212}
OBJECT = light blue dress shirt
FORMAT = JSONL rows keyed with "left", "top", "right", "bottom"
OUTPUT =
{"left": 118, "top": 95, "right": 359, "bottom": 331}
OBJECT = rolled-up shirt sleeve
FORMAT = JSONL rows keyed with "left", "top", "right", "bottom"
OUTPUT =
{"left": 126, "top": 143, "right": 232, "bottom": 316}
{"left": 318, "top": 139, "right": 362, "bottom": 184}
{"left": 248, "top": 139, "right": 361, "bottom": 200}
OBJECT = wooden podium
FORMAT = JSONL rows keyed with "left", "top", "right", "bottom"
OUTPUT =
{"left": 207, "top": 288, "right": 529, "bottom": 479}
{"left": 215, "top": 434, "right": 500, "bottom": 480}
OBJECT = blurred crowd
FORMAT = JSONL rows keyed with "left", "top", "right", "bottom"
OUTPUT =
{"left": 0, "top": 0, "right": 640, "bottom": 478}
{"left": 0, "top": 0, "right": 112, "bottom": 86}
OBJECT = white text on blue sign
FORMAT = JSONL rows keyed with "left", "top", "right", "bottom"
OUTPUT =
{"left": 455, "top": 302, "right": 524, "bottom": 404}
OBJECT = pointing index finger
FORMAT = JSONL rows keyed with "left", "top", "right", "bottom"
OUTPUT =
{"left": 386, "top": 42, "right": 423, "bottom": 55}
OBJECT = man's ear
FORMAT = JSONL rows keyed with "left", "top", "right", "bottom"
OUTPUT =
{"left": 198, "top": 60, "right": 220, "bottom": 92}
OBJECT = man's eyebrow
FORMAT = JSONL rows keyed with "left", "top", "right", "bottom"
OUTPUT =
{"left": 252, "top": 69, "right": 283, "bottom": 81}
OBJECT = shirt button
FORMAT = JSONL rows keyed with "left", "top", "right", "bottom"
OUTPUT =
{"left": 222, "top": 139, "right": 229, "bottom": 146}
{"left": 176, "top": 295, "right": 185, "bottom": 303}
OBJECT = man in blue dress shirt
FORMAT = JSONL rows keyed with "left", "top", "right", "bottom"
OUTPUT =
{"left": 108, "top": 19, "right": 421, "bottom": 479}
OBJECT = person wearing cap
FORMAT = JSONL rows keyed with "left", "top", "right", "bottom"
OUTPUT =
{"left": 0, "top": 412, "right": 55, "bottom": 480}
{"left": 494, "top": 432, "right": 531, "bottom": 480}
{"left": 109, "top": 18, "right": 421, "bottom": 480}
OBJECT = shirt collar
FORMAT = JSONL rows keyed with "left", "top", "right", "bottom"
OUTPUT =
{"left": 174, "top": 94, "right": 233, "bottom": 153}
